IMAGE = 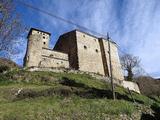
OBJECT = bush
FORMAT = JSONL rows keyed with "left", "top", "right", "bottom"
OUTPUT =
{"left": 54, "top": 86, "right": 73, "bottom": 97}
{"left": 0, "top": 65, "right": 10, "bottom": 73}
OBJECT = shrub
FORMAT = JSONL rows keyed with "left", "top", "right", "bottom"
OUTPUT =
{"left": 0, "top": 65, "right": 9, "bottom": 73}
{"left": 54, "top": 86, "right": 73, "bottom": 97}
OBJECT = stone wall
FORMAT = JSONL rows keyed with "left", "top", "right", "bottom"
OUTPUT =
{"left": 54, "top": 30, "right": 124, "bottom": 80}
{"left": 42, "top": 48, "right": 68, "bottom": 60}
{"left": 30, "top": 29, "right": 50, "bottom": 48}
{"left": 24, "top": 28, "right": 69, "bottom": 68}
{"left": 39, "top": 48, "right": 69, "bottom": 68}
{"left": 102, "top": 39, "right": 124, "bottom": 81}
{"left": 24, "top": 34, "right": 43, "bottom": 67}
{"left": 76, "top": 31, "right": 105, "bottom": 75}
{"left": 122, "top": 81, "right": 140, "bottom": 93}
{"left": 24, "top": 28, "right": 50, "bottom": 67}
{"left": 54, "top": 31, "right": 79, "bottom": 69}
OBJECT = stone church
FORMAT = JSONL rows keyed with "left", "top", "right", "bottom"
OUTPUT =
{"left": 24, "top": 28, "right": 124, "bottom": 81}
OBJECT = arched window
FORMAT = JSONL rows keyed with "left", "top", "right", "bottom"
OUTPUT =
{"left": 95, "top": 49, "right": 98, "bottom": 53}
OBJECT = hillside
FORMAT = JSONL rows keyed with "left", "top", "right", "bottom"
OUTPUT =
{"left": 135, "top": 76, "right": 160, "bottom": 96}
{"left": 0, "top": 69, "right": 160, "bottom": 120}
{"left": 0, "top": 58, "right": 19, "bottom": 73}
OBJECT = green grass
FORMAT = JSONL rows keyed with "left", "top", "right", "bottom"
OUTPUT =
{"left": 0, "top": 96, "right": 135, "bottom": 120}
{"left": 0, "top": 69, "right": 159, "bottom": 119}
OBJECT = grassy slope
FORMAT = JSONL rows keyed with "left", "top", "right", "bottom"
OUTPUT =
{"left": 0, "top": 58, "right": 18, "bottom": 67}
{"left": 0, "top": 69, "right": 159, "bottom": 120}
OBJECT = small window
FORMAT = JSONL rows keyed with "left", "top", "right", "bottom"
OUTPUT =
{"left": 43, "top": 36, "right": 45, "bottom": 39}
{"left": 50, "top": 54, "right": 53, "bottom": 57}
{"left": 94, "top": 39, "right": 97, "bottom": 41}
{"left": 27, "top": 56, "right": 29, "bottom": 61}
{"left": 61, "top": 61, "right": 63, "bottom": 64}
{"left": 83, "top": 35, "right": 85, "bottom": 37}
{"left": 84, "top": 45, "right": 87, "bottom": 49}
{"left": 43, "top": 33, "right": 45, "bottom": 35}
{"left": 43, "top": 42, "right": 46, "bottom": 45}
{"left": 95, "top": 49, "right": 98, "bottom": 52}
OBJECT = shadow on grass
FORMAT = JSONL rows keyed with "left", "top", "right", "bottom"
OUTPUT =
{"left": 12, "top": 77, "right": 147, "bottom": 105}
{"left": 14, "top": 86, "right": 73, "bottom": 101}
{"left": 151, "top": 103, "right": 160, "bottom": 119}
{"left": 140, "top": 113, "right": 155, "bottom": 120}
{"left": 148, "top": 96, "right": 160, "bottom": 103}
{"left": 141, "top": 103, "right": 160, "bottom": 120}
{"left": 59, "top": 77, "right": 145, "bottom": 104}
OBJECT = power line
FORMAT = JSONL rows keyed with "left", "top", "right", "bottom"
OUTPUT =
{"left": 17, "top": 0, "right": 131, "bottom": 56}
{"left": 17, "top": 0, "right": 125, "bottom": 53}
{"left": 17, "top": 0, "right": 108, "bottom": 38}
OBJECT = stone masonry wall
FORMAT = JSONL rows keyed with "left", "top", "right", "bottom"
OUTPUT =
{"left": 54, "top": 30, "right": 124, "bottom": 80}
{"left": 24, "top": 34, "right": 43, "bottom": 67}
{"left": 102, "top": 39, "right": 124, "bottom": 80}
{"left": 42, "top": 48, "right": 68, "bottom": 60}
{"left": 76, "top": 31, "right": 105, "bottom": 75}
{"left": 122, "top": 81, "right": 140, "bottom": 93}
{"left": 54, "top": 31, "right": 79, "bottom": 69}
{"left": 39, "top": 48, "right": 69, "bottom": 68}
{"left": 31, "top": 29, "right": 50, "bottom": 48}
{"left": 24, "top": 29, "right": 50, "bottom": 67}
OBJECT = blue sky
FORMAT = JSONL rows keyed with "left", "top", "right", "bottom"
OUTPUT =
{"left": 13, "top": 0, "right": 160, "bottom": 78}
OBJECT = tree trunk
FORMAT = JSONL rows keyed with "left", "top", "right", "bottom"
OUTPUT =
{"left": 127, "top": 69, "right": 133, "bottom": 81}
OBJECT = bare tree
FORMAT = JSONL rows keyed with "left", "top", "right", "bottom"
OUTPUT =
{"left": 120, "top": 54, "right": 140, "bottom": 81}
{"left": 0, "top": 0, "right": 24, "bottom": 59}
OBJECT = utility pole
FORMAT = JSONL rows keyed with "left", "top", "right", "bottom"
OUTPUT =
{"left": 107, "top": 33, "right": 116, "bottom": 100}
